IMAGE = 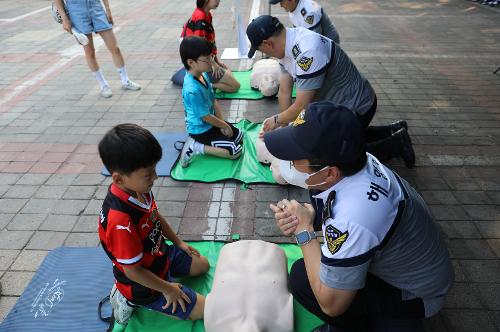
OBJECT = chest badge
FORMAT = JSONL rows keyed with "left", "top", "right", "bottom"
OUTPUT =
{"left": 297, "top": 56, "right": 314, "bottom": 72}
{"left": 325, "top": 224, "right": 349, "bottom": 255}
{"left": 305, "top": 15, "right": 314, "bottom": 25}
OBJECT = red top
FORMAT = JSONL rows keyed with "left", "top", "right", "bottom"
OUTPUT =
{"left": 98, "top": 184, "right": 170, "bottom": 304}
{"left": 182, "top": 7, "right": 217, "bottom": 55}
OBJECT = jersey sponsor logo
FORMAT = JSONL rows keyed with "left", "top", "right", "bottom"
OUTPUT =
{"left": 300, "top": 8, "right": 307, "bottom": 16}
{"left": 325, "top": 224, "right": 349, "bottom": 255}
{"left": 292, "top": 110, "right": 306, "bottom": 127}
{"left": 116, "top": 222, "right": 132, "bottom": 233}
{"left": 297, "top": 56, "right": 314, "bottom": 72}
{"left": 305, "top": 15, "right": 314, "bottom": 25}
{"left": 292, "top": 44, "right": 302, "bottom": 59}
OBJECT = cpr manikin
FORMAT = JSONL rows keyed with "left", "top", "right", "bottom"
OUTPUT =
{"left": 250, "top": 59, "right": 282, "bottom": 97}
{"left": 256, "top": 138, "right": 287, "bottom": 184}
{"left": 204, "top": 240, "right": 294, "bottom": 332}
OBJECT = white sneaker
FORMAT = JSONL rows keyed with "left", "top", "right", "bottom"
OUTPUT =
{"left": 180, "top": 137, "right": 196, "bottom": 168}
{"left": 101, "top": 85, "right": 113, "bottom": 98}
{"left": 122, "top": 80, "right": 141, "bottom": 91}
{"left": 109, "top": 284, "right": 134, "bottom": 325}
{"left": 71, "top": 28, "right": 89, "bottom": 46}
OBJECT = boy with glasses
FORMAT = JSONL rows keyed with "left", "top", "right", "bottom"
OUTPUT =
{"left": 179, "top": 36, "right": 243, "bottom": 167}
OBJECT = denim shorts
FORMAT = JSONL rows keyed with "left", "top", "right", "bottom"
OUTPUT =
{"left": 65, "top": 0, "right": 113, "bottom": 34}
{"left": 143, "top": 245, "right": 197, "bottom": 320}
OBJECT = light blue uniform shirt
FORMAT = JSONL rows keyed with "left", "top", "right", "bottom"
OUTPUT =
{"left": 182, "top": 72, "right": 215, "bottom": 135}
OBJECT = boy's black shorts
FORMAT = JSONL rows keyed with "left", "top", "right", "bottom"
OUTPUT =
{"left": 190, "top": 122, "right": 243, "bottom": 156}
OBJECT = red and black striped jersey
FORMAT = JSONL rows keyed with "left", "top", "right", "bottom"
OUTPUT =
{"left": 181, "top": 7, "right": 217, "bottom": 55}
{"left": 98, "top": 184, "right": 170, "bottom": 304}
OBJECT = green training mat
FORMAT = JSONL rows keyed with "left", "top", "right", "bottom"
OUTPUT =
{"left": 215, "top": 70, "right": 297, "bottom": 100}
{"left": 170, "top": 120, "right": 276, "bottom": 184}
{"left": 115, "top": 241, "right": 322, "bottom": 332}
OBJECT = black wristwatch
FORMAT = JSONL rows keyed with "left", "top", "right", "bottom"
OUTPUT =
{"left": 294, "top": 230, "right": 317, "bottom": 246}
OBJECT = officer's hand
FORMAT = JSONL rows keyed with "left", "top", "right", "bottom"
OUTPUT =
{"left": 270, "top": 201, "right": 299, "bottom": 236}
{"left": 262, "top": 116, "right": 278, "bottom": 132}
{"left": 279, "top": 199, "right": 315, "bottom": 233}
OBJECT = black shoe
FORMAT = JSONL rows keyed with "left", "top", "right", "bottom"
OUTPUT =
{"left": 311, "top": 323, "right": 348, "bottom": 332}
{"left": 390, "top": 120, "right": 408, "bottom": 135}
{"left": 394, "top": 128, "right": 415, "bottom": 168}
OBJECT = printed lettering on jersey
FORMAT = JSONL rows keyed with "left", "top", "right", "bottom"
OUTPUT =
{"left": 367, "top": 182, "right": 389, "bottom": 202}
{"left": 371, "top": 158, "right": 387, "bottom": 180}
{"left": 305, "top": 15, "right": 314, "bottom": 25}
{"left": 321, "top": 190, "right": 336, "bottom": 224}
{"left": 292, "top": 44, "right": 302, "bottom": 59}
{"left": 292, "top": 110, "right": 306, "bottom": 127}
{"left": 297, "top": 56, "right": 314, "bottom": 72}
{"left": 325, "top": 224, "right": 349, "bottom": 255}
{"left": 320, "top": 36, "right": 327, "bottom": 44}
{"left": 300, "top": 8, "right": 307, "bottom": 16}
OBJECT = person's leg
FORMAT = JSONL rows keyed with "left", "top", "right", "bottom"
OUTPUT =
{"left": 289, "top": 259, "right": 425, "bottom": 332}
{"left": 82, "top": 35, "right": 112, "bottom": 97}
{"left": 212, "top": 69, "right": 240, "bottom": 93}
{"left": 166, "top": 245, "right": 208, "bottom": 320}
{"left": 98, "top": 29, "right": 140, "bottom": 90}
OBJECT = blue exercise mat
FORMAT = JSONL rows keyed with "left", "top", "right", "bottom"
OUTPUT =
{"left": 101, "top": 132, "right": 189, "bottom": 177}
{"left": 0, "top": 247, "right": 114, "bottom": 332}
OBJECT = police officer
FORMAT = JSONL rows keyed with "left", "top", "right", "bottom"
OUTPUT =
{"left": 247, "top": 15, "right": 415, "bottom": 168}
{"left": 265, "top": 101, "right": 454, "bottom": 332}
{"left": 269, "top": 0, "right": 340, "bottom": 44}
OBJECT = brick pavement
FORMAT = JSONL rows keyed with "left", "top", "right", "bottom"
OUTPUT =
{"left": 0, "top": 0, "right": 499, "bottom": 331}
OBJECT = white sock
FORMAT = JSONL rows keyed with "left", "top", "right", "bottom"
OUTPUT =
{"left": 192, "top": 141, "right": 205, "bottom": 155}
{"left": 117, "top": 66, "right": 129, "bottom": 85}
{"left": 93, "top": 69, "right": 109, "bottom": 90}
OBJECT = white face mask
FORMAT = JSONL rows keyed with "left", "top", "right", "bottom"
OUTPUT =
{"left": 279, "top": 159, "right": 328, "bottom": 189}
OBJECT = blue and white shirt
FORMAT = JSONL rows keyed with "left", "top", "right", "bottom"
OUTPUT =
{"left": 280, "top": 27, "right": 375, "bottom": 115}
{"left": 288, "top": 0, "right": 340, "bottom": 44}
{"left": 315, "top": 154, "right": 454, "bottom": 317}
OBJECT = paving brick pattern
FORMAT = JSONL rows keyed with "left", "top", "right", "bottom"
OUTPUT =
{"left": 0, "top": 0, "right": 499, "bottom": 329}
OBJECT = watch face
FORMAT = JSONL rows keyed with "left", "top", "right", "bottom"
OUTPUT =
{"left": 296, "top": 231, "right": 311, "bottom": 244}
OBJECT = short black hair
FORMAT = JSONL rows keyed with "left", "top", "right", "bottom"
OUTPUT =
{"left": 180, "top": 36, "right": 212, "bottom": 70}
{"left": 196, "top": 0, "right": 207, "bottom": 8}
{"left": 309, "top": 153, "right": 367, "bottom": 177}
{"left": 98, "top": 124, "right": 162, "bottom": 175}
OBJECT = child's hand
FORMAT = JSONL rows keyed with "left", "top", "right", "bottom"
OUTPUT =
{"left": 106, "top": 12, "right": 114, "bottom": 25}
{"left": 179, "top": 242, "right": 200, "bottom": 257}
{"left": 221, "top": 125, "right": 233, "bottom": 138}
{"left": 162, "top": 282, "right": 191, "bottom": 313}
{"left": 62, "top": 18, "right": 72, "bottom": 33}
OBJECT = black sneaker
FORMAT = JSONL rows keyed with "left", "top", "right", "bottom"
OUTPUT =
{"left": 395, "top": 128, "right": 415, "bottom": 168}
{"left": 390, "top": 120, "right": 408, "bottom": 135}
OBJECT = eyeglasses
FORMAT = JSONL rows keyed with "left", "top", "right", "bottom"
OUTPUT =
{"left": 197, "top": 58, "right": 211, "bottom": 64}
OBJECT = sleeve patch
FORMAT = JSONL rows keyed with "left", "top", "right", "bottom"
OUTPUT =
{"left": 297, "top": 56, "right": 314, "bottom": 72}
{"left": 325, "top": 224, "right": 349, "bottom": 255}
{"left": 305, "top": 15, "right": 314, "bottom": 25}
{"left": 292, "top": 44, "right": 302, "bottom": 59}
